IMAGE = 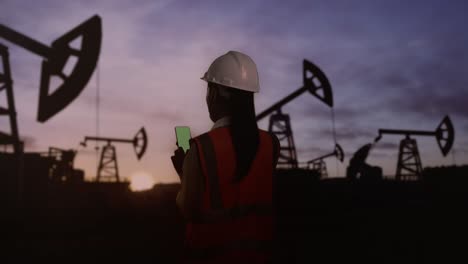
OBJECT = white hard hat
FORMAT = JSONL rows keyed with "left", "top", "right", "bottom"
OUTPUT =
{"left": 201, "top": 51, "right": 259, "bottom": 93}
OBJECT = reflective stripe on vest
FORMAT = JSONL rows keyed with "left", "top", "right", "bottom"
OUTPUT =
{"left": 197, "top": 133, "right": 223, "bottom": 210}
{"left": 186, "top": 128, "right": 276, "bottom": 255}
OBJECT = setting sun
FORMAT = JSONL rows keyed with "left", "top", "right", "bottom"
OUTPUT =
{"left": 129, "top": 171, "right": 155, "bottom": 192}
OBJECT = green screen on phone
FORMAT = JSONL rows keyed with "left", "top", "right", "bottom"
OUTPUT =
{"left": 175, "top": 126, "right": 191, "bottom": 153}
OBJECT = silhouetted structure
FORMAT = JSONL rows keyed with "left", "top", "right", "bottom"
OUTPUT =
{"left": 346, "top": 143, "right": 382, "bottom": 181}
{"left": 375, "top": 116, "right": 454, "bottom": 181}
{"left": 255, "top": 60, "right": 333, "bottom": 168}
{"left": 80, "top": 127, "right": 147, "bottom": 182}
{"left": 0, "top": 43, "right": 22, "bottom": 154}
{"left": 0, "top": 15, "right": 102, "bottom": 122}
{"left": 48, "top": 147, "right": 84, "bottom": 183}
{"left": 305, "top": 143, "right": 344, "bottom": 178}
{"left": 0, "top": 15, "right": 101, "bottom": 207}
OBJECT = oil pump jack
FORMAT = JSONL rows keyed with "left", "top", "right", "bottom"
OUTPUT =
{"left": 305, "top": 143, "right": 344, "bottom": 178}
{"left": 374, "top": 115, "right": 454, "bottom": 181}
{"left": 0, "top": 15, "right": 101, "bottom": 122}
{"left": 256, "top": 60, "right": 333, "bottom": 168}
{"left": 0, "top": 15, "right": 101, "bottom": 153}
{"left": 80, "top": 127, "right": 148, "bottom": 182}
{"left": 0, "top": 16, "right": 102, "bottom": 203}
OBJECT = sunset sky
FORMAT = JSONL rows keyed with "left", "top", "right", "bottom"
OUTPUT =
{"left": 1, "top": 0, "right": 467, "bottom": 183}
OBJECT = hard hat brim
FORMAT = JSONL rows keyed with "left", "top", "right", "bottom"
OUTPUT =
{"left": 201, "top": 78, "right": 259, "bottom": 93}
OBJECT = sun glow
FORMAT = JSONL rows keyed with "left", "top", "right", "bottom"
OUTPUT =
{"left": 129, "top": 171, "right": 155, "bottom": 192}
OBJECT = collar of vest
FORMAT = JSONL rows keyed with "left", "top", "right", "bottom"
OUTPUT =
{"left": 211, "top": 116, "right": 231, "bottom": 130}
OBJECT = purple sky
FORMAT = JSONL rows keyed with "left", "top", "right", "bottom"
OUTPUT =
{"left": 1, "top": 0, "right": 467, "bottom": 183}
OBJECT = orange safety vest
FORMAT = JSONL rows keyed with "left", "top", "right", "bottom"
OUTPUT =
{"left": 183, "top": 127, "right": 278, "bottom": 263}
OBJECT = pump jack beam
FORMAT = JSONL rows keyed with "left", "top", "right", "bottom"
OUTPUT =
{"left": 375, "top": 115, "right": 454, "bottom": 156}
{"left": 0, "top": 15, "right": 102, "bottom": 122}
{"left": 256, "top": 60, "right": 333, "bottom": 121}
{"left": 81, "top": 127, "right": 147, "bottom": 160}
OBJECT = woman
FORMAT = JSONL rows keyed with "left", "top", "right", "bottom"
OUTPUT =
{"left": 172, "top": 51, "right": 279, "bottom": 263}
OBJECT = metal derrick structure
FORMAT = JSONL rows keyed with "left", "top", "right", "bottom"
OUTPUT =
{"left": 0, "top": 43, "right": 22, "bottom": 154}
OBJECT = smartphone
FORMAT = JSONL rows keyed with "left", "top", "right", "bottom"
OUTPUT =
{"left": 175, "top": 126, "right": 191, "bottom": 153}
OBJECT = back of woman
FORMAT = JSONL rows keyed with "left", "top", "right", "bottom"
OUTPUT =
{"left": 172, "top": 51, "right": 279, "bottom": 263}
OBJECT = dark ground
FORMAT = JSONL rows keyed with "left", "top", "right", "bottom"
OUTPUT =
{"left": 1, "top": 169, "right": 468, "bottom": 263}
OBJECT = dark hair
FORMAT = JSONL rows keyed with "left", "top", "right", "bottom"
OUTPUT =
{"left": 209, "top": 83, "right": 259, "bottom": 182}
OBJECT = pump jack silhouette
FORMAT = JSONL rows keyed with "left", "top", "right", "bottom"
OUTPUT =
{"left": 0, "top": 15, "right": 102, "bottom": 154}
{"left": 375, "top": 116, "right": 454, "bottom": 181}
{"left": 0, "top": 15, "right": 102, "bottom": 122}
{"left": 0, "top": 15, "right": 102, "bottom": 204}
{"left": 256, "top": 60, "right": 333, "bottom": 168}
{"left": 306, "top": 143, "right": 344, "bottom": 178}
{"left": 80, "top": 127, "right": 148, "bottom": 182}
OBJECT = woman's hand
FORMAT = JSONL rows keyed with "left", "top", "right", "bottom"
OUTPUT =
{"left": 171, "top": 147, "right": 186, "bottom": 179}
